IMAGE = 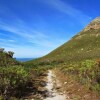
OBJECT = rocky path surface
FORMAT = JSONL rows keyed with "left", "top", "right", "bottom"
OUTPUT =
{"left": 44, "top": 70, "right": 68, "bottom": 100}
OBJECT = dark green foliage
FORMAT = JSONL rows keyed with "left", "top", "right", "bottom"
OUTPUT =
{"left": 0, "top": 49, "right": 20, "bottom": 67}
{"left": 0, "top": 48, "right": 53, "bottom": 99}
{"left": 0, "top": 65, "right": 29, "bottom": 99}
{"left": 7, "top": 51, "right": 14, "bottom": 58}
{"left": 0, "top": 49, "right": 31, "bottom": 99}
{"left": 24, "top": 59, "right": 64, "bottom": 68}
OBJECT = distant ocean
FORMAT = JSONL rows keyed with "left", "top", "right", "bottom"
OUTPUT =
{"left": 16, "top": 58, "right": 35, "bottom": 62}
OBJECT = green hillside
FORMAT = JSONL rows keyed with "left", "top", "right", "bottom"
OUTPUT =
{"left": 25, "top": 17, "right": 100, "bottom": 65}
{"left": 42, "top": 29, "right": 100, "bottom": 62}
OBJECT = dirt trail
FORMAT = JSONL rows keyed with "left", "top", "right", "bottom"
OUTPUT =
{"left": 44, "top": 70, "right": 69, "bottom": 100}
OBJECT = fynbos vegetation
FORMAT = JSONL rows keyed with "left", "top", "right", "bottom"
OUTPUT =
{"left": 1, "top": 17, "right": 100, "bottom": 99}
{"left": 0, "top": 48, "right": 49, "bottom": 99}
{"left": 60, "top": 60, "right": 100, "bottom": 92}
{"left": 0, "top": 66, "right": 29, "bottom": 99}
{"left": 0, "top": 48, "right": 19, "bottom": 67}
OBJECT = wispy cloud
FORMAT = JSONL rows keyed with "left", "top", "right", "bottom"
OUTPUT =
{"left": 0, "top": 20, "right": 43, "bottom": 39}
{"left": 0, "top": 0, "right": 91, "bottom": 57}
{"left": 42, "top": 0, "right": 91, "bottom": 25}
{"left": 0, "top": 18, "right": 47, "bottom": 40}
{"left": 0, "top": 17, "right": 65, "bottom": 57}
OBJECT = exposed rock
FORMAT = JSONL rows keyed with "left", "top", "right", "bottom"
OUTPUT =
{"left": 84, "top": 17, "right": 100, "bottom": 31}
{"left": 60, "top": 93, "right": 64, "bottom": 95}
{"left": 40, "top": 81, "right": 47, "bottom": 87}
{"left": 64, "top": 82, "right": 67, "bottom": 84}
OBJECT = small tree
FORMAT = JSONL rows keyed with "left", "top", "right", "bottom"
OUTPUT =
{"left": 8, "top": 51, "right": 14, "bottom": 58}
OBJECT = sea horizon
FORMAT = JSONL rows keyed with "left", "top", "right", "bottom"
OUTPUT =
{"left": 16, "top": 58, "right": 35, "bottom": 62}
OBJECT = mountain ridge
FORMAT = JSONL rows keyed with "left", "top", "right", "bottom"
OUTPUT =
{"left": 25, "top": 17, "right": 100, "bottom": 65}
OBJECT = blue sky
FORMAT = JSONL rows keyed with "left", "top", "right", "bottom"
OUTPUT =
{"left": 0, "top": 0, "right": 99, "bottom": 58}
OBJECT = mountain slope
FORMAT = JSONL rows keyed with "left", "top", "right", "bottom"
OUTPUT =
{"left": 26, "top": 17, "right": 100, "bottom": 65}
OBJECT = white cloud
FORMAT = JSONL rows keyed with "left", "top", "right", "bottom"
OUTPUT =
{"left": 0, "top": 18, "right": 66, "bottom": 57}
{"left": 0, "top": 19, "right": 48, "bottom": 41}
{"left": 0, "top": 18, "right": 65, "bottom": 48}
{"left": 8, "top": 40, "right": 15, "bottom": 42}
{"left": 42, "top": 0, "right": 91, "bottom": 25}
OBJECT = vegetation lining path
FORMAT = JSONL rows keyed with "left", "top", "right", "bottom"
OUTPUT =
{"left": 54, "top": 68, "right": 100, "bottom": 100}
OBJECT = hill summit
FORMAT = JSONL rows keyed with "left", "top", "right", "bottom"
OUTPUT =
{"left": 84, "top": 17, "right": 100, "bottom": 31}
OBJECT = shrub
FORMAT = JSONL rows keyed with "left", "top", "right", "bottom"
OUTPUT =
{"left": 92, "top": 83, "right": 100, "bottom": 91}
{"left": 0, "top": 65, "right": 29, "bottom": 99}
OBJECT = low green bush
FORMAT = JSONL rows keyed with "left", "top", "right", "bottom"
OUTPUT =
{"left": 0, "top": 65, "right": 29, "bottom": 99}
